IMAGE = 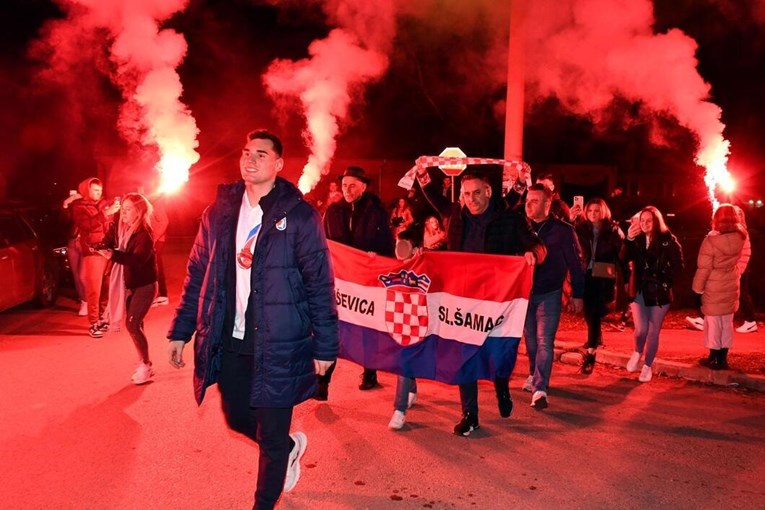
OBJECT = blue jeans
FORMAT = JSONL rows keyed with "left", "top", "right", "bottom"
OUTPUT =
{"left": 393, "top": 376, "right": 417, "bottom": 412}
{"left": 630, "top": 293, "right": 670, "bottom": 367}
{"left": 524, "top": 289, "right": 562, "bottom": 394}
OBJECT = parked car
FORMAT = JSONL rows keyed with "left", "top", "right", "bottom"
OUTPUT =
{"left": 0, "top": 206, "right": 60, "bottom": 312}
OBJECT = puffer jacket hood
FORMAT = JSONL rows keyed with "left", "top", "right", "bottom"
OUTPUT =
{"left": 692, "top": 231, "right": 745, "bottom": 316}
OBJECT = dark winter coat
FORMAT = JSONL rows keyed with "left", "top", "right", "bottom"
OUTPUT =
{"left": 445, "top": 197, "right": 547, "bottom": 261}
{"left": 418, "top": 177, "right": 546, "bottom": 261}
{"left": 103, "top": 223, "right": 157, "bottom": 290}
{"left": 622, "top": 230, "right": 684, "bottom": 307}
{"left": 531, "top": 217, "right": 585, "bottom": 297}
{"left": 167, "top": 178, "right": 338, "bottom": 407}
{"left": 575, "top": 219, "right": 625, "bottom": 303}
{"left": 323, "top": 192, "right": 394, "bottom": 256}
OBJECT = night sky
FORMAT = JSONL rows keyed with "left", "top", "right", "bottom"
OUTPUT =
{"left": 1, "top": 0, "right": 763, "bottom": 217}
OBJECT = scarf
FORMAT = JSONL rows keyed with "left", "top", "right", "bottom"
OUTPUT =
{"left": 107, "top": 221, "right": 139, "bottom": 330}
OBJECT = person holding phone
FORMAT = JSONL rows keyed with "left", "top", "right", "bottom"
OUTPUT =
{"left": 574, "top": 198, "right": 625, "bottom": 374}
{"left": 97, "top": 193, "right": 157, "bottom": 384}
{"left": 621, "top": 206, "right": 684, "bottom": 382}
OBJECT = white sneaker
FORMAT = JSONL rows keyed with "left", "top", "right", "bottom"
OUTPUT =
{"left": 638, "top": 364, "right": 653, "bottom": 383}
{"left": 152, "top": 296, "right": 169, "bottom": 307}
{"left": 78, "top": 301, "right": 88, "bottom": 316}
{"left": 530, "top": 391, "right": 548, "bottom": 409}
{"left": 626, "top": 351, "right": 641, "bottom": 373}
{"left": 407, "top": 392, "right": 417, "bottom": 409}
{"left": 388, "top": 410, "right": 406, "bottom": 430}
{"left": 284, "top": 432, "right": 307, "bottom": 492}
{"left": 685, "top": 316, "right": 704, "bottom": 331}
{"left": 736, "top": 321, "right": 758, "bottom": 334}
{"left": 522, "top": 375, "right": 533, "bottom": 392}
{"left": 131, "top": 363, "right": 154, "bottom": 385}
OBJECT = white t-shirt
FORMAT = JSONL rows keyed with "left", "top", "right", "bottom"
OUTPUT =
{"left": 232, "top": 193, "right": 263, "bottom": 340}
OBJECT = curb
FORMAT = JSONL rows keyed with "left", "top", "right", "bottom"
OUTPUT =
{"left": 554, "top": 342, "right": 765, "bottom": 392}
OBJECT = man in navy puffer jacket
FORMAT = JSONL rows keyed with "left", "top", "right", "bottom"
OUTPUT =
{"left": 167, "top": 129, "right": 338, "bottom": 509}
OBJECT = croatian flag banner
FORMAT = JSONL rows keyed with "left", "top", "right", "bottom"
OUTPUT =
{"left": 328, "top": 241, "right": 532, "bottom": 385}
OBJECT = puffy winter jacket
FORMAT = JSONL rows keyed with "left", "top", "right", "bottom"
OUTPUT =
{"left": 167, "top": 178, "right": 338, "bottom": 406}
{"left": 692, "top": 231, "right": 745, "bottom": 316}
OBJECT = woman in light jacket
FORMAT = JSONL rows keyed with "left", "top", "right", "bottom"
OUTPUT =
{"left": 692, "top": 204, "right": 747, "bottom": 370}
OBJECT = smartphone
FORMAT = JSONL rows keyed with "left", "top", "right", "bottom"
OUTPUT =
{"left": 573, "top": 195, "right": 584, "bottom": 209}
{"left": 69, "top": 190, "right": 77, "bottom": 196}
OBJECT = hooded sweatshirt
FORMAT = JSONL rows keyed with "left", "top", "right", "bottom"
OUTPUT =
{"left": 692, "top": 230, "right": 746, "bottom": 316}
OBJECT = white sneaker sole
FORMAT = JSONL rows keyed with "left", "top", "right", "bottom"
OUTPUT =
{"left": 284, "top": 433, "right": 307, "bottom": 492}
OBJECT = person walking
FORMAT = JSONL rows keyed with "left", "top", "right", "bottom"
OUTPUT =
{"left": 97, "top": 193, "right": 157, "bottom": 384}
{"left": 622, "top": 206, "right": 684, "bottom": 382}
{"left": 167, "top": 129, "right": 338, "bottom": 509}
{"left": 523, "top": 184, "right": 585, "bottom": 409}
{"left": 321, "top": 166, "right": 393, "bottom": 396}
{"left": 418, "top": 169, "right": 546, "bottom": 436}
{"left": 692, "top": 204, "right": 747, "bottom": 370}
{"left": 574, "top": 198, "right": 624, "bottom": 374}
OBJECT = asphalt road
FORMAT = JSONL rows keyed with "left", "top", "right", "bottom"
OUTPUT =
{"left": 1, "top": 241, "right": 763, "bottom": 509}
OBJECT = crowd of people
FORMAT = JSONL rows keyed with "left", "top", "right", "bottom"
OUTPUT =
{"left": 56, "top": 129, "right": 756, "bottom": 509}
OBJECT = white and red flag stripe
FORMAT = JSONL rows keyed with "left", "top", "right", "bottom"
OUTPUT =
{"left": 329, "top": 241, "right": 532, "bottom": 384}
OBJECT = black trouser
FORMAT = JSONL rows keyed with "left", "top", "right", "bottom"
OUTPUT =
{"left": 125, "top": 283, "right": 155, "bottom": 364}
{"left": 583, "top": 271, "right": 609, "bottom": 349}
{"left": 458, "top": 376, "right": 509, "bottom": 415}
{"left": 218, "top": 348, "right": 294, "bottom": 510}
{"left": 739, "top": 268, "right": 754, "bottom": 322}
{"left": 317, "top": 361, "right": 375, "bottom": 385}
{"left": 154, "top": 240, "right": 167, "bottom": 297}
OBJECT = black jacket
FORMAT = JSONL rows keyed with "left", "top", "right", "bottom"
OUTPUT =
{"left": 323, "top": 192, "right": 394, "bottom": 256}
{"left": 104, "top": 224, "right": 157, "bottom": 290}
{"left": 575, "top": 219, "right": 625, "bottom": 303}
{"left": 416, "top": 176, "right": 546, "bottom": 261}
{"left": 621, "top": 230, "right": 684, "bottom": 306}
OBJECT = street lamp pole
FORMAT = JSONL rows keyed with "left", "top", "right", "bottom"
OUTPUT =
{"left": 504, "top": 0, "right": 528, "bottom": 164}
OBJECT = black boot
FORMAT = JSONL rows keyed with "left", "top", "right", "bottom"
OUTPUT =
{"left": 453, "top": 410, "right": 480, "bottom": 436}
{"left": 359, "top": 368, "right": 379, "bottom": 390}
{"left": 494, "top": 377, "right": 513, "bottom": 418}
{"left": 699, "top": 349, "right": 718, "bottom": 368}
{"left": 581, "top": 352, "right": 596, "bottom": 375}
{"left": 716, "top": 348, "right": 729, "bottom": 370}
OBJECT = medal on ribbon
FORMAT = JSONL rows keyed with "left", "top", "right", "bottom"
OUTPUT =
{"left": 237, "top": 223, "right": 261, "bottom": 269}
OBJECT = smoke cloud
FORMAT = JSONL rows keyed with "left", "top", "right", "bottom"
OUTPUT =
{"left": 264, "top": 0, "right": 394, "bottom": 193}
{"left": 37, "top": 0, "right": 199, "bottom": 193}
{"left": 523, "top": 0, "right": 732, "bottom": 207}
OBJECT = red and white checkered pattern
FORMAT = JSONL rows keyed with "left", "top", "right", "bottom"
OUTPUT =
{"left": 398, "top": 155, "right": 531, "bottom": 190}
{"left": 384, "top": 289, "right": 429, "bottom": 346}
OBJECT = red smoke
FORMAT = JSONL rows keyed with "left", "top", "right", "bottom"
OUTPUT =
{"left": 523, "top": 0, "right": 733, "bottom": 209}
{"left": 263, "top": 0, "right": 394, "bottom": 193}
{"left": 38, "top": 0, "right": 199, "bottom": 194}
